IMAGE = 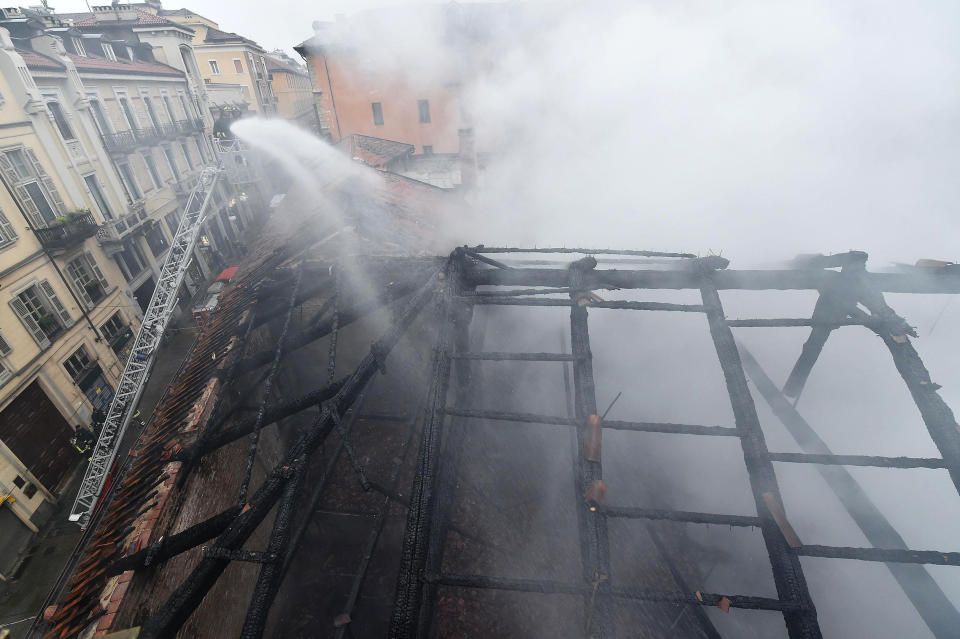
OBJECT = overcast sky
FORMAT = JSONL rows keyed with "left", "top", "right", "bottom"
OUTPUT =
{"left": 52, "top": 0, "right": 470, "bottom": 54}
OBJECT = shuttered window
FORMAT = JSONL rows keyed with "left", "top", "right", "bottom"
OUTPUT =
{"left": 0, "top": 330, "right": 12, "bottom": 356}
{"left": 0, "top": 148, "right": 65, "bottom": 228}
{"left": 10, "top": 280, "right": 73, "bottom": 347}
{"left": 66, "top": 252, "right": 108, "bottom": 306}
{"left": 0, "top": 210, "right": 17, "bottom": 247}
{"left": 0, "top": 361, "right": 11, "bottom": 386}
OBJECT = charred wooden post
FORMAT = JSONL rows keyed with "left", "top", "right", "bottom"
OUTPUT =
{"left": 568, "top": 255, "right": 615, "bottom": 638}
{"left": 417, "top": 251, "right": 475, "bottom": 637}
{"left": 698, "top": 263, "right": 822, "bottom": 639}
{"left": 390, "top": 254, "right": 460, "bottom": 639}
{"left": 855, "top": 278, "right": 960, "bottom": 497}
{"left": 740, "top": 345, "right": 960, "bottom": 637}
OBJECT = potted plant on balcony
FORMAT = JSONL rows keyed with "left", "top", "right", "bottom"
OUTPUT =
{"left": 47, "top": 209, "right": 92, "bottom": 227}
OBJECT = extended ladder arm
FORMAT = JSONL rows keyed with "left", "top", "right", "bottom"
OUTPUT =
{"left": 69, "top": 162, "right": 222, "bottom": 528}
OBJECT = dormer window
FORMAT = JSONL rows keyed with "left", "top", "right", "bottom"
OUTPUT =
{"left": 102, "top": 43, "right": 116, "bottom": 62}
{"left": 73, "top": 38, "right": 85, "bottom": 57}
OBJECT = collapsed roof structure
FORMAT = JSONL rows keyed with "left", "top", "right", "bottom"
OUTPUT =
{"left": 25, "top": 152, "right": 960, "bottom": 637}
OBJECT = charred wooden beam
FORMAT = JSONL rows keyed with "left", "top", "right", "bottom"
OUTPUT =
{"left": 603, "top": 507, "right": 760, "bottom": 527}
{"left": 568, "top": 255, "right": 614, "bottom": 638}
{"left": 390, "top": 253, "right": 460, "bottom": 639}
{"left": 450, "top": 351, "right": 578, "bottom": 361}
{"left": 234, "top": 278, "right": 423, "bottom": 375}
{"left": 767, "top": 452, "right": 947, "bottom": 469}
{"left": 425, "top": 573, "right": 803, "bottom": 612}
{"left": 728, "top": 318, "right": 867, "bottom": 328}
{"left": 467, "top": 246, "right": 698, "bottom": 258}
{"left": 855, "top": 282, "right": 960, "bottom": 497}
{"left": 175, "top": 378, "right": 347, "bottom": 462}
{"left": 739, "top": 345, "right": 960, "bottom": 638}
{"left": 699, "top": 274, "right": 822, "bottom": 639}
{"left": 443, "top": 407, "right": 738, "bottom": 437}
{"left": 106, "top": 506, "right": 242, "bottom": 576}
{"left": 464, "top": 297, "right": 705, "bottom": 312}
{"left": 139, "top": 267, "right": 442, "bottom": 639}
{"left": 796, "top": 545, "right": 960, "bottom": 566}
{"left": 468, "top": 267, "right": 960, "bottom": 294}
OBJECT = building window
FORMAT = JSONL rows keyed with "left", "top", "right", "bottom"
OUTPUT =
{"left": 145, "top": 223, "right": 169, "bottom": 257}
{"left": 418, "top": 99, "right": 430, "bottom": 124}
{"left": 142, "top": 152, "right": 162, "bottom": 189}
{"left": 209, "top": 59, "right": 221, "bottom": 75}
{"left": 0, "top": 210, "right": 18, "bottom": 247}
{"left": 12, "top": 475, "right": 24, "bottom": 489}
{"left": 64, "top": 345, "right": 94, "bottom": 384}
{"left": 423, "top": 145, "right": 433, "bottom": 155}
{"left": 89, "top": 99, "right": 111, "bottom": 136}
{"left": 66, "top": 251, "right": 109, "bottom": 306}
{"left": 179, "top": 94, "right": 193, "bottom": 120}
{"left": 1, "top": 149, "right": 62, "bottom": 227}
{"left": 83, "top": 174, "right": 112, "bottom": 220}
{"left": 0, "top": 360, "right": 11, "bottom": 386}
{"left": 116, "top": 160, "right": 141, "bottom": 201}
{"left": 73, "top": 38, "right": 85, "bottom": 57}
{"left": 143, "top": 96, "right": 160, "bottom": 128}
{"left": 102, "top": 43, "right": 116, "bottom": 61}
{"left": 165, "top": 210, "right": 181, "bottom": 236}
{"left": 22, "top": 482, "right": 37, "bottom": 498}
{"left": 114, "top": 238, "right": 147, "bottom": 281}
{"left": 233, "top": 58, "right": 243, "bottom": 73}
{"left": 6, "top": 149, "right": 31, "bottom": 180}
{"left": 179, "top": 141, "right": 194, "bottom": 170}
{"left": 371, "top": 102, "right": 384, "bottom": 126}
{"left": 118, "top": 97, "right": 138, "bottom": 130}
{"left": 163, "top": 95, "right": 176, "bottom": 122}
{"left": 162, "top": 145, "right": 178, "bottom": 175}
{"left": 47, "top": 101, "right": 75, "bottom": 140}
{"left": 0, "top": 330, "right": 11, "bottom": 356}
{"left": 11, "top": 281, "right": 71, "bottom": 347}
{"left": 100, "top": 312, "right": 131, "bottom": 354}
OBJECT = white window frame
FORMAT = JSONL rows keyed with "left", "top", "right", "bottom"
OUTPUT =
{"left": 114, "top": 88, "right": 139, "bottom": 131}
{"left": 233, "top": 58, "right": 243, "bottom": 74}
{"left": 102, "top": 42, "right": 116, "bottom": 61}
{"left": 0, "top": 210, "right": 18, "bottom": 248}
{"left": 209, "top": 59, "right": 220, "bottom": 75}
{"left": 73, "top": 37, "right": 85, "bottom": 57}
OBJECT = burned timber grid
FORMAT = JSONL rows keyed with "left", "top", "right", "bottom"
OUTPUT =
{"left": 28, "top": 244, "right": 960, "bottom": 639}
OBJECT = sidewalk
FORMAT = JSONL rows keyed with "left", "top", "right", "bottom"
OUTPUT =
{"left": 0, "top": 315, "right": 199, "bottom": 638}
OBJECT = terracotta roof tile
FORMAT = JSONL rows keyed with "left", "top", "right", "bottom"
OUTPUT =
{"left": 65, "top": 52, "right": 184, "bottom": 77}
{"left": 70, "top": 8, "right": 182, "bottom": 28}
{"left": 17, "top": 49, "right": 65, "bottom": 70}
{"left": 337, "top": 134, "right": 414, "bottom": 168}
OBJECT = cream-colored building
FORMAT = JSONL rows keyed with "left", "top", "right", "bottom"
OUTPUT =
{"left": 0, "top": 4, "right": 261, "bottom": 574}
{"left": 265, "top": 52, "right": 316, "bottom": 130}
{"left": 158, "top": 7, "right": 276, "bottom": 117}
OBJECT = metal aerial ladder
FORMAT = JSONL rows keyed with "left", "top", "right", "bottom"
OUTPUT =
{"left": 68, "top": 145, "right": 235, "bottom": 528}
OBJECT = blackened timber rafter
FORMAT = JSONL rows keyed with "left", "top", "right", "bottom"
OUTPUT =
{"left": 138, "top": 266, "right": 444, "bottom": 639}
{"left": 698, "top": 268, "right": 822, "bottom": 639}
{"left": 234, "top": 277, "right": 426, "bottom": 376}
{"left": 739, "top": 345, "right": 960, "bottom": 638}
{"left": 568, "top": 255, "right": 615, "bottom": 638}
{"left": 854, "top": 276, "right": 960, "bottom": 498}
{"left": 782, "top": 254, "right": 867, "bottom": 398}
{"left": 468, "top": 266, "right": 960, "bottom": 294}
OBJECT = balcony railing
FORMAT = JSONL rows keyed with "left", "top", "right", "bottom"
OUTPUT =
{"left": 102, "top": 121, "right": 206, "bottom": 153}
{"left": 96, "top": 204, "right": 147, "bottom": 243}
{"left": 35, "top": 212, "right": 99, "bottom": 250}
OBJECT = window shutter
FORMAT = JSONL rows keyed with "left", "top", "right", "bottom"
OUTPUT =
{"left": 24, "top": 148, "right": 65, "bottom": 215}
{"left": 0, "top": 154, "right": 43, "bottom": 227}
{"left": 39, "top": 279, "right": 73, "bottom": 327}
{"left": 0, "top": 362, "right": 10, "bottom": 385}
{"left": 10, "top": 297, "right": 50, "bottom": 348}
{"left": 0, "top": 330, "right": 11, "bottom": 356}
{"left": 66, "top": 260, "right": 93, "bottom": 306}
{"left": 0, "top": 210, "right": 17, "bottom": 244}
{"left": 84, "top": 251, "right": 108, "bottom": 288}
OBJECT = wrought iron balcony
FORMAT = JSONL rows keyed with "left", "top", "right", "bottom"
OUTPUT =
{"left": 95, "top": 203, "right": 147, "bottom": 243}
{"left": 102, "top": 129, "right": 139, "bottom": 153}
{"left": 35, "top": 212, "right": 99, "bottom": 251}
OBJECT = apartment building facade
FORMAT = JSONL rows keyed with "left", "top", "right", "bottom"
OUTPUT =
{"left": 265, "top": 53, "right": 315, "bottom": 130}
{"left": 159, "top": 8, "right": 277, "bottom": 117}
{"left": 0, "top": 5, "right": 259, "bottom": 569}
